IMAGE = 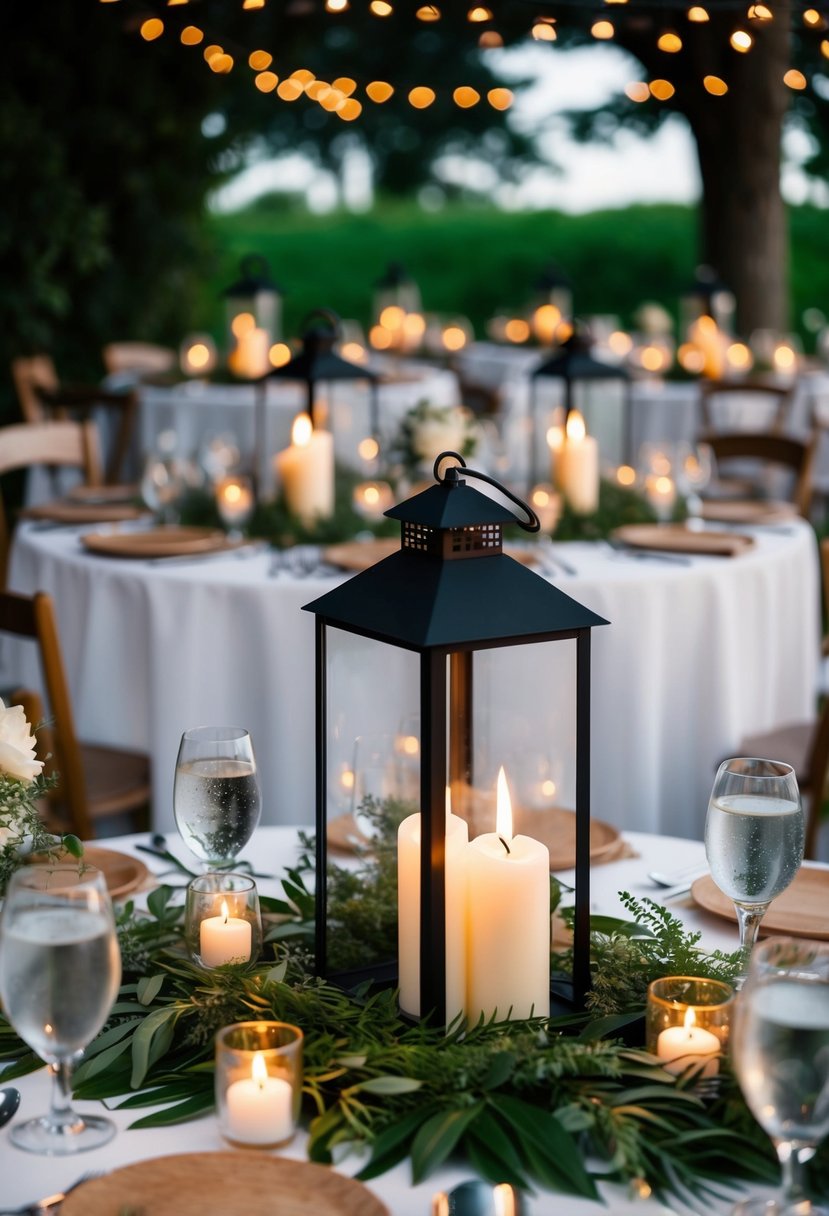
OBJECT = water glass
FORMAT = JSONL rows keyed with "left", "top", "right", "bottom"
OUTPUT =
{"left": 730, "top": 937, "right": 829, "bottom": 1215}
{"left": 705, "top": 758, "right": 803, "bottom": 976}
{"left": 0, "top": 866, "right": 121, "bottom": 1154}
{"left": 174, "top": 726, "right": 261, "bottom": 869}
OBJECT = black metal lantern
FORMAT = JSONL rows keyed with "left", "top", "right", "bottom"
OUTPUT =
{"left": 529, "top": 261, "right": 573, "bottom": 344}
{"left": 223, "top": 254, "right": 283, "bottom": 356}
{"left": 529, "top": 326, "right": 631, "bottom": 482}
{"left": 680, "top": 265, "right": 736, "bottom": 335}
{"left": 304, "top": 453, "right": 608, "bottom": 1027}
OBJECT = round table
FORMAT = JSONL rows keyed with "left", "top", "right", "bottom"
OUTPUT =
{"left": 1, "top": 826, "right": 814, "bottom": 1215}
{"left": 5, "top": 520, "right": 819, "bottom": 840}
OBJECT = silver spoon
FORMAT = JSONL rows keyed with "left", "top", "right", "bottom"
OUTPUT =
{"left": 0, "top": 1086, "right": 20, "bottom": 1127}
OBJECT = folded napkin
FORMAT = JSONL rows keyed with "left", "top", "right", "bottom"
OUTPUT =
{"left": 611, "top": 524, "right": 755, "bottom": 557}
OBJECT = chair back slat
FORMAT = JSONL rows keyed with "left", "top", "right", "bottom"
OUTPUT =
{"left": 702, "top": 429, "right": 817, "bottom": 517}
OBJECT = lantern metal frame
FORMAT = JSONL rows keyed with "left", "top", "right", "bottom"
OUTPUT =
{"left": 304, "top": 453, "right": 608, "bottom": 1026}
{"left": 223, "top": 253, "right": 283, "bottom": 348}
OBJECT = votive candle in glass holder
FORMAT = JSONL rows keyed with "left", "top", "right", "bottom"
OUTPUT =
{"left": 353, "top": 480, "right": 394, "bottom": 520}
{"left": 646, "top": 976, "right": 734, "bottom": 1078}
{"left": 215, "top": 1021, "right": 303, "bottom": 1147}
{"left": 215, "top": 474, "right": 254, "bottom": 534}
{"left": 185, "top": 873, "right": 262, "bottom": 968}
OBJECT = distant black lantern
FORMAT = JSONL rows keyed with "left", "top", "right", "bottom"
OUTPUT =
{"left": 223, "top": 254, "right": 283, "bottom": 353}
{"left": 373, "top": 261, "right": 422, "bottom": 322}
{"left": 530, "top": 261, "right": 573, "bottom": 343}
{"left": 529, "top": 326, "right": 631, "bottom": 481}
{"left": 680, "top": 265, "right": 736, "bottom": 335}
{"left": 304, "top": 453, "right": 608, "bottom": 1027}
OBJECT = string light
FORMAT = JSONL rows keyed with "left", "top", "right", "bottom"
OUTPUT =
{"left": 242, "top": 0, "right": 265, "bottom": 8}
{"left": 687, "top": 6, "right": 709, "bottom": 20}
{"left": 416, "top": 5, "right": 441, "bottom": 19}
{"left": 366, "top": 80, "right": 394, "bottom": 102}
{"left": 804, "top": 8, "right": 823, "bottom": 27}
{"left": 703, "top": 74, "right": 728, "bottom": 94}
{"left": 591, "top": 20, "right": 615, "bottom": 38}
{"left": 277, "top": 78, "right": 303, "bottom": 100}
{"left": 658, "top": 31, "right": 683, "bottom": 52}
{"left": 453, "top": 86, "right": 480, "bottom": 107}
{"left": 487, "top": 87, "right": 513, "bottom": 109}
{"left": 748, "top": 4, "right": 773, "bottom": 18}
{"left": 408, "top": 86, "right": 436, "bottom": 108}
{"left": 730, "top": 29, "right": 754, "bottom": 50}
{"left": 479, "top": 30, "right": 503, "bottom": 46}
{"left": 784, "top": 68, "right": 807, "bottom": 88}
{"left": 339, "top": 98, "right": 362, "bottom": 120}
{"left": 649, "top": 79, "right": 675, "bottom": 99}
{"left": 209, "top": 53, "right": 234, "bottom": 73}
{"left": 822, "top": 38, "right": 829, "bottom": 56}
{"left": 625, "top": 81, "right": 650, "bottom": 102}
{"left": 333, "top": 77, "right": 357, "bottom": 95}
{"left": 370, "top": 1, "right": 393, "bottom": 15}
{"left": 325, "top": 0, "right": 349, "bottom": 9}
{"left": 467, "top": 7, "right": 493, "bottom": 22}
{"left": 532, "top": 21, "right": 557, "bottom": 41}
{"left": 180, "top": 26, "right": 203, "bottom": 44}
{"left": 249, "top": 49, "right": 272, "bottom": 69}
{"left": 203, "top": 44, "right": 224, "bottom": 63}
{"left": 254, "top": 70, "right": 278, "bottom": 91}
{"left": 140, "top": 18, "right": 164, "bottom": 40}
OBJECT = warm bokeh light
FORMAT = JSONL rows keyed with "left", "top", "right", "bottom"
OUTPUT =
{"left": 686, "top": 6, "right": 709, "bottom": 21}
{"left": 649, "top": 79, "right": 675, "bottom": 100}
{"left": 333, "top": 77, "right": 357, "bottom": 95}
{"left": 591, "top": 20, "right": 615, "bottom": 38}
{"left": 326, "top": 0, "right": 350, "bottom": 10}
{"left": 453, "top": 86, "right": 481, "bottom": 107}
{"left": 566, "top": 410, "right": 587, "bottom": 443}
{"left": 784, "top": 69, "right": 807, "bottom": 90}
{"left": 730, "top": 29, "right": 754, "bottom": 51}
{"left": 774, "top": 343, "right": 796, "bottom": 370}
{"left": 186, "top": 343, "right": 211, "bottom": 370}
{"left": 340, "top": 768, "right": 355, "bottom": 790}
{"left": 209, "top": 53, "right": 234, "bottom": 74}
{"left": 269, "top": 343, "right": 291, "bottom": 368}
{"left": 658, "top": 31, "right": 682, "bottom": 51}
{"left": 380, "top": 305, "right": 405, "bottom": 329}
{"left": 255, "top": 71, "right": 278, "bottom": 92}
{"left": 532, "top": 21, "right": 557, "bottom": 41}
{"left": 531, "top": 486, "right": 553, "bottom": 507}
{"left": 369, "top": 324, "right": 392, "bottom": 350}
{"left": 678, "top": 343, "right": 706, "bottom": 373}
{"left": 546, "top": 424, "right": 564, "bottom": 453}
{"left": 338, "top": 99, "right": 363, "bottom": 121}
{"left": 442, "top": 325, "right": 467, "bottom": 351}
{"left": 468, "top": 6, "right": 493, "bottom": 20}
{"left": 804, "top": 8, "right": 823, "bottom": 26}
{"left": 249, "top": 50, "right": 272, "bottom": 70}
{"left": 403, "top": 313, "right": 426, "bottom": 339}
{"left": 704, "top": 75, "right": 728, "bottom": 95}
{"left": 479, "top": 30, "right": 504, "bottom": 47}
{"left": 822, "top": 38, "right": 829, "bottom": 58}
{"left": 640, "top": 345, "right": 667, "bottom": 372}
{"left": 180, "top": 26, "right": 203, "bottom": 44}
{"left": 366, "top": 80, "right": 394, "bottom": 102}
{"left": 726, "top": 342, "right": 752, "bottom": 370}
{"left": 358, "top": 437, "right": 380, "bottom": 461}
{"left": 504, "top": 318, "right": 530, "bottom": 342}
{"left": 532, "top": 303, "right": 562, "bottom": 343}
{"left": 625, "top": 81, "right": 650, "bottom": 102}
{"left": 291, "top": 413, "right": 313, "bottom": 447}
{"left": 409, "top": 86, "right": 436, "bottom": 108}
{"left": 140, "top": 17, "right": 164, "bottom": 40}
{"left": 400, "top": 735, "right": 419, "bottom": 756}
{"left": 277, "top": 78, "right": 304, "bottom": 101}
{"left": 306, "top": 80, "right": 329, "bottom": 100}
{"left": 243, "top": 0, "right": 265, "bottom": 8}
{"left": 487, "top": 87, "right": 513, "bottom": 110}
{"left": 370, "top": 0, "right": 393, "bottom": 14}
{"left": 608, "top": 330, "right": 634, "bottom": 356}
{"left": 541, "top": 779, "right": 557, "bottom": 798}
{"left": 616, "top": 464, "right": 637, "bottom": 487}
{"left": 748, "top": 3, "right": 773, "bottom": 18}
{"left": 416, "top": 5, "right": 441, "bottom": 19}
{"left": 203, "top": 44, "right": 224, "bottom": 63}
{"left": 231, "top": 312, "right": 256, "bottom": 338}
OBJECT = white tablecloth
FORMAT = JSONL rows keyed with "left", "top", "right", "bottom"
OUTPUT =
{"left": 2, "top": 826, "right": 814, "bottom": 1214}
{"left": 4, "top": 521, "right": 819, "bottom": 841}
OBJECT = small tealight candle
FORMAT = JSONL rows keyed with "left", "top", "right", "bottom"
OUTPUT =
{"left": 180, "top": 334, "right": 217, "bottom": 378}
{"left": 216, "top": 475, "right": 254, "bottom": 530}
{"left": 200, "top": 898, "right": 252, "bottom": 967}
{"left": 229, "top": 326, "right": 271, "bottom": 379}
{"left": 529, "top": 484, "right": 561, "bottom": 533}
{"left": 225, "top": 1052, "right": 294, "bottom": 1145}
{"left": 657, "top": 1008, "right": 721, "bottom": 1078}
{"left": 353, "top": 480, "right": 394, "bottom": 521}
{"left": 646, "top": 474, "right": 676, "bottom": 522}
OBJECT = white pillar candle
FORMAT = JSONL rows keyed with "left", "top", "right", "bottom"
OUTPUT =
{"left": 466, "top": 768, "right": 550, "bottom": 1023}
{"left": 275, "top": 413, "right": 335, "bottom": 526}
{"left": 558, "top": 411, "right": 599, "bottom": 515}
{"left": 657, "top": 1009, "right": 720, "bottom": 1078}
{"left": 225, "top": 1052, "right": 294, "bottom": 1144}
{"left": 689, "top": 316, "right": 726, "bottom": 380}
{"left": 546, "top": 424, "right": 565, "bottom": 489}
{"left": 398, "top": 809, "right": 468, "bottom": 1023}
{"left": 229, "top": 326, "right": 271, "bottom": 379}
{"left": 200, "top": 899, "right": 252, "bottom": 967}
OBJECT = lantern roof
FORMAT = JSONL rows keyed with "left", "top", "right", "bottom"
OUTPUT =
{"left": 531, "top": 327, "right": 628, "bottom": 383}
{"left": 386, "top": 477, "right": 518, "bottom": 530}
{"left": 222, "top": 253, "right": 281, "bottom": 298}
{"left": 265, "top": 308, "right": 378, "bottom": 385}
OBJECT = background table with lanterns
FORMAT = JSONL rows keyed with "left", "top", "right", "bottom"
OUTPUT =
{"left": 4, "top": 517, "right": 819, "bottom": 841}
{"left": 0, "top": 825, "right": 805, "bottom": 1215}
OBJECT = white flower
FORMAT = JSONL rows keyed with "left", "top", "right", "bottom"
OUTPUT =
{"left": 411, "top": 409, "right": 471, "bottom": 464}
{"left": 0, "top": 699, "right": 43, "bottom": 783}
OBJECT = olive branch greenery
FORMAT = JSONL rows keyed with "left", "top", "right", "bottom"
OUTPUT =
{"left": 0, "top": 806, "right": 826, "bottom": 1206}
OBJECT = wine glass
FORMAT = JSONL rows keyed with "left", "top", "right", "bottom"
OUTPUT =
{"left": 676, "top": 440, "right": 713, "bottom": 528}
{"left": 0, "top": 865, "right": 121, "bottom": 1154}
{"left": 174, "top": 726, "right": 262, "bottom": 869}
{"left": 730, "top": 937, "right": 829, "bottom": 1215}
{"left": 704, "top": 758, "right": 804, "bottom": 977}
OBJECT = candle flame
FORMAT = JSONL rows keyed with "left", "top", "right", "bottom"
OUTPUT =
{"left": 252, "top": 1051, "right": 268, "bottom": 1089}
{"left": 221, "top": 899, "right": 230, "bottom": 924}
{"left": 683, "top": 1008, "right": 697, "bottom": 1031}
{"left": 495, "top": 766, "right": 513, "bottom": 841}
{"left": 292, "top": 412, "right": 313, "bottom": 447}
{"left": 566, "top": 410, "right": 586, "bottom": 443}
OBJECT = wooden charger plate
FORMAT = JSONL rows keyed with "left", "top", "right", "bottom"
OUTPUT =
{"left": 691, "top": 867, "right": 829, "bottom": 940}
{"left": 328, "top": 806, "right": 621, "bottom": 872}
{"left": 67, "top": 483, "right": 141, "bottom": 505}
{"left": 611, "top": 523, "right": 755, "bottom": 558}
{"left": 21, "top": 500, "right": 146, "bottom": 525}
{"left": 699, "top": 499, "right": 797, "bottom": 525}
{"left": 82, "top": 526, "right": 242, "bottom": 559}
{"left": 324, "top": 538, "right": 539, "bottom": 572}
{"left": 29, "top": 846, "right": 149, "bottom": 901}
{"left": 61, "top": 1152, "right": 389, "bottom": 1216}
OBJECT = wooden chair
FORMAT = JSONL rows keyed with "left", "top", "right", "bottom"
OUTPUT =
{"left": 0, "top": 420, "right": 103, "bottom": 587}
{"left": 730, "top": 696, "right": 829, "bottom": 861}
{"left": 0, "top": 590, "right": 151, "bottom": 840}
{"left": 702, "top": 430, "right": 817, "bottom": 518}
{"left": 102, "top": 342, "right": 176, "bottom": 379}
{"left": 10, "top": 354, "right": 138, "bottom": 483}
{"left": 699, "top": 379, "right": 795, "bottom": 434}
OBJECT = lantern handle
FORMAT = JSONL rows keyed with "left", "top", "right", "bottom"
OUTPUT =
{"left": 432, "top": 451, "right": 540, "bottom": 533}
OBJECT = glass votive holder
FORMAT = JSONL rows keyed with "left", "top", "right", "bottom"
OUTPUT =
{"left": 646, "top": 976, "right": 735, "bottom": 1078}
{"left": 215, "top": 1021, "right": 303, "bottom": 1148}
{"left": 185, "top": 873, "right": 262, "bottom": 968}
{"left": 215, "top": 474, "right": 255, "bottom": 535}
{"left": 432, "top": 1181, "right": 527, "bottom": 1216}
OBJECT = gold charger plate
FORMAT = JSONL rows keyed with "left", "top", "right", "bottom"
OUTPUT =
{"left": 21, "top": 500, "right": 146, "bottom": 525}
{"left": 328, "top": 806, "right": 620, "bottom": 871}
{"left": 66, "top": 483, "right": 141, "bottom": 505}
{"left": 61, "top": 1152, "right": 389, "bottom": 1216}
{"left": 324, "top": 538, "right": 539, "bottom": 572}
{"left": 82, "top": 526, "right": 242, "bottom": 559}
{"left": 699, "top": 499, "right": 797, "bottom": 525}
{"left": 612, "top": 523, "right": 754, "bottom": 558}
{"left": 29, "top": 846, "right": 149, "bottom": 901}
{"left": 691, "top": 868, "right": 829, "bottom": 940}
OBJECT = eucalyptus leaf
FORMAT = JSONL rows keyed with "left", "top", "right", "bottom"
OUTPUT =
{"left": 356, "top": 1076, "right": 423, "bottom": 1096}
{"left": 137, "top": 974, "right": 165, "bottom": 1005}
{"left": 130, "top": 1006, "right": 179, "bottom": 1088}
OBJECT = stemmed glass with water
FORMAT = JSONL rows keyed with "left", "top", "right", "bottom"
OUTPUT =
{"left": 704, "top": 758, "right": 804, "bottom": 976}
{"left": 0, "top": 866, "right": 121, "bottom": 1154}
{"left": 174, "top": 726, "right": 262, "bottom": 869}
{"left": 730, "top": 938, "right": 829, "bottom": 1215}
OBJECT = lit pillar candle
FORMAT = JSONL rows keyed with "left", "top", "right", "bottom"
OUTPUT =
{"left": 200, "top": 899, "right": 252, "bottom": 967}
{"left": 225, "top": 1052, "right": 294, "bottom": 1144}
{"left": 229, "top": 326, "right": 271, "bottom": 379}
{"left": 398, "top": 797, "right": 468, "bottom": 1024}
{"left": 559, "top": 410, "right": 599, "bottom": 515}
{"left": 689, "top": 316, "right": 726, "bottom": 379}
{"left": 546, "top": 424, "right": 565, "bottom": 490}
{"left": 657, "top": 1008, "right": 720, "bottom": 1078}
{"left": 466, "top": 768, "right": 550, "bottom": 1022}
{"left": 274, "top": 412, "right": 335, "bottom": 526}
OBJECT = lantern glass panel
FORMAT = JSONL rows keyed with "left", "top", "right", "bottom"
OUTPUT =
{"left": 534, "top": 379, "right": 627, "bottom": 477}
